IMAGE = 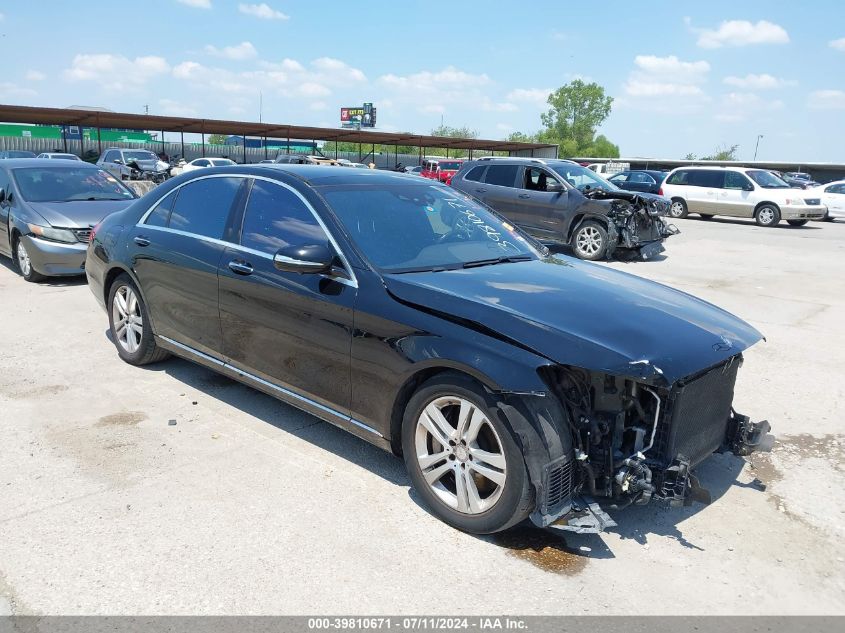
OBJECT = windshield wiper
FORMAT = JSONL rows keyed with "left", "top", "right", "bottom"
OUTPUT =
{"left": 461, "top": 255, "right": 532, "bottom": 269}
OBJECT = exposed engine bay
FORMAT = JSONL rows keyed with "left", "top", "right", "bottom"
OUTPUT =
{"left": 535, "top": 357, "right": 770, "bottom": 532}
{"left": 581, "top": 187, "right": 680, "bottom": 259}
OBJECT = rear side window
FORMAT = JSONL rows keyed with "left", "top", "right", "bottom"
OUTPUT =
{"left": 483, "top": 164, "right": 518, "bottom": 187}
{"left": 240, "top": 180, "right": 327, "bottom": 254}
{"left": 168, "top": 177, "right": 242, "bottom": 239}
{"left": 463, "top": 166, "right": 486, "bottom": 182}
{"left": 688, "top": 170, "right": 724, "bottom": 188}
{"left": 145, "top": 189, "right": 178, "bottom": 227}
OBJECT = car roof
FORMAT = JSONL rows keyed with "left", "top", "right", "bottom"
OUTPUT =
{"left": 0, "top": 158, "right": 99, "bottom": 169}
{"left": 209, "top": 163, "right": 435, "bottom": 187}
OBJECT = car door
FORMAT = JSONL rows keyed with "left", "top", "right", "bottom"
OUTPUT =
{"left": 511, "top": 166, "right": 567, "bottom": 238}
{"left": 823, "top": 183, "right": 845, "bottom": 215}
{"left": 475, "top": 163, "right": 520, "bottom": 218}
{"left": 127, "top": 175, "right": 246, "bottom": 358}
{"left": 607, "top": 172, "right": 629, "bottom": 190}
{"left": 718, "top": 171, "right": 755, "bottom": 217}
{"left": 0, "top": 167, "right": 12, "bottom": 256}
{"left": 100, "top": 150, "right": 121, "bottom": 178}
{"left": 686, "top": 170, "right": 722, "bottom": 214}
{"left": 626, "top": 172, "right": 657, "bottom": 193}
{"left": 217, "top": 177, "right": 355, "bottom": 414}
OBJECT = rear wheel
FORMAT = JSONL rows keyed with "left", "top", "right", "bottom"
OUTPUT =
{"left": 669, "top": 199, "right": 688, "bottom": 219}
{"left": 755, "top": 204, "right": 781, "bottom": 227}
{"left": 13, "top": 236, "right": 45, "bottom": 283}
{"left": 787, "top": 219, "right": 808, "bottom": 227}
{"left": 107, "top": 274, "right": 170, "bottom": 365}
{"left": 401, "top": 374, "right": 532, "bottom": 534}
{"left": 571, "top": 220, "right": 609, "bottom": 261}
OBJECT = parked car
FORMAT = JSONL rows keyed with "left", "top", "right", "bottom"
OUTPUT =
{"left": 258, "top": 159, "right": 275, "bottom": 164}
{"left": 0, "top": 159, "right": 137, "bottom": 281}
{"left": 451, "top": 157, "right": 677, "bottom": 261}
{"left": 807, "top": 180, "right": 845, "bottom": 221}
{"left": 0, "top": 150, "right": 36, "bottom": 159}
{"left": 421, "top": 159, "right": 465, "bottom": 185}
{"left": 274, "top": 154, "right": 318, "bottom": 165}
{"left": 586, "top": 161, "right": 630, "bottom": 178}
{"left": 404, "top": 165, "right": 423, "bottom": 175}
{"left": 97, "top": 148, "right": 171, "bottom": 181}
{"left": 180, "top": 157, "right": 237, "bottom": 174}
{"left": 782, "top": 172, "right": 819, "bottom": 189}
{"left": 662, "top": 166, "right": 826, "bottom": 227}
{"left": 85, "top": 165, "right": 769, "bottom": 534}
{"left": 35, "top": 152, "right": 83, "bottom": 161}
{"left": 607, "top": 170, "right": 667, "bottom": 194}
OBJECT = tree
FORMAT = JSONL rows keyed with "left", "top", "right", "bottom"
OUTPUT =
{"left": 207, "top": 134, "right": 227, "bottom": 145}
{"left": 683, "top": 152, "right": 697, "bottom": 160}
{"left": 701, "top": 144, "right": 739, "bottom": 161}
{"left": 430, "top": 124, "right": 477, "bottom": 140}
{"left": 539, "top": 79, "right": 614, "bottom": 153}
{"left": 506, "top": 131, "right": 538, "bottom": 143}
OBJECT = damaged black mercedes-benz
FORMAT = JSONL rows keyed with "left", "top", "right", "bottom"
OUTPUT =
{"left": 451, "top": 157, "right": 679, "bottom": 261}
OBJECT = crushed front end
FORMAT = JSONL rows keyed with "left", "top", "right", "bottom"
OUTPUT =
{"left": 532, "top": 356, "right": 770, "bottom": 531}
{"left": 585, "top": 188, "right": 680, "bottom": 260}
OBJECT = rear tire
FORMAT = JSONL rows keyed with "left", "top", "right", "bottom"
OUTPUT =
{"left": 787, "top": 219, "right": 809, "bottom": 227}
{"left": 401, "top": 373, "right": 533, "bottom": 534}
{"left": 107, "top": 274, "right": 170, "bottom": 366}
{"left": 13, "top": 236, "right": 45, "bottom": 283}
{"left": 669, "top": 199, "right": 688, "bottom": 219}
{"left": 571, "top": 220, "right": 609, "bottom": 261}
{"left": 755, "top": 204, "right": 781, "bottom": 227}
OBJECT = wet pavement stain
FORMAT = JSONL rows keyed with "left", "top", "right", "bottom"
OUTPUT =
{"left": 493, "top": 526, "right": 588, "bottom": 575}
{"left": 96, "top": 411, "right": 148, "bottom": 427}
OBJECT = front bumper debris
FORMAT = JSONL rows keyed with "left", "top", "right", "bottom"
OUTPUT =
{"left": 548, "top": 496, "right": 617, "bottom": 534}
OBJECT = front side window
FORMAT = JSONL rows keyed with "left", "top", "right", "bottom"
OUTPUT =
{"left": 321, "top": 182, "right": 539, "bottom": 273}
{"left": 240, "top": 180, "right": 327, "bottom": 254}
{"left": 666, "top": 170, "right": 689, "bottom": 185}
{"left": 168, "top": 177, "right": 242, "bottom": 239}
{"left": 122, "top": 150, "right": 158, "bottom": 162}
{"left": 608, "top": 173, "right": 628, "bottom": 184}
{"left": 483, "top": 164, "right": 518, "bottom": 187}
{"left": 629, "top": 172, "right": 656, "bottom": 184}
{"left": 12, "top": 167, "right": 136, "bottom": 202}
{"left": 724, "top": 171, "right": 753, "bottom": 190}
{"left": 747, "top": 170, "right": 790, "bottom": 189}
{"left": 103, "top": 151, "right": 118, "bottom": 163}
{"left": 549, "top": 163, "right": 615, "bottom": 191}
{"left": 523, "top": 167, "right": 558, "bottom": 191}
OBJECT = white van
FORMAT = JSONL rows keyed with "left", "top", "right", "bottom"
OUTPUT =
{"left": 661, "top": 166, "right": 826, "bottom": 227}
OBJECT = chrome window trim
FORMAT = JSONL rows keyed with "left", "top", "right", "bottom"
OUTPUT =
{"left": 159, "top": 335, "right": 382, "bottom": 438}
{"left": 136, "top": 173, "right": 357, "bottom": 287}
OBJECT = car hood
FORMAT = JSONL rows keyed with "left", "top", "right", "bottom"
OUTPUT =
{"left": 383, "top": 257, "right": 763, "bottom": 386}
{"left": 26, "top": 200, "right": 135, "bottom": 228}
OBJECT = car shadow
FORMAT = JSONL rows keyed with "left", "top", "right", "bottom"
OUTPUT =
{"left": 0, "top": 256, "right": 88, "bottom": 286}
{"left": 688, "top": 216, "right": 823, "bottom": 230}
{"left": 547, "top": 244, "right": 668, "bottom": 264}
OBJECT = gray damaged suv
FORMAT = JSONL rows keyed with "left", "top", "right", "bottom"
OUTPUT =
{"left": 451, "top": 157, "right": 678, "bottom": 260}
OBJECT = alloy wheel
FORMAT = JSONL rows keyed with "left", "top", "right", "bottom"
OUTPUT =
{"left": 758, "top": 208, "right": 775, "bottom": 224}
{"left": 414, "top": 396, "right": 507, "bottom": 515}
{"left": 16, "top": 241, "right": 32, "bottom": 277}
{"left": 112, "top": 285, "right": 143, "bottom": 354}
{"left": 670, "top": 201, "right": 685, "bottom": 218}
{"left": 576, "top": 226, "right": 603, "bottom": 256}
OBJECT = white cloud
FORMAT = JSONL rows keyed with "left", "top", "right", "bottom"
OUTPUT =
{"left": 625, "top": 82, "right": 704, "bottom": 97}
{"left": 298, "top": 82, "right": 331, "bottom": 97}
{"left": 830, "top": 38, "right": 845, "bottom": 51}
{"left": 380, "top": 66, "right": 490, "bottom": 90}
{"left": 0, "top": 82, "right": 36, "bottom": 98}
{"left": 695, "top": 20, "right": 789, "bottom": 48}
{"left": 623, "top": 55, "right": 710, "bottom": 103}
{"left": 25, "top": 70, "right": 46, "bottom": 81}
{"left": 309, "top": 101, "right": 328, "bottom": 111}
{"left": 808, "top": 89, "right": 845, "bottom": 110}
{"left": 64, "top": 54, "right": 170, "bottom": 89}
{"left": 239, "top": 3, "right": 288, "bottom": 20}
{"left": 177, "top": 0, "right": 211, "bottom": 8}
{"left": 204, "top": 41, "right": 258, "bottom": 60}
{"left": 506, "top": 88, "right": 551, "bottom": 105}
{"left": 0, "top": 12, "right": 5, "bottom": 20}
{"left": 419, "top": 104, "right": 445, "bottom": 115}
{"left": 312, "top": 57, "right": 366, "bottom": 82}
{"left": 158, "top": 99, "right": 197, "bottom": 117}
{"left": 633, "top": 54, "right": 710, "bottom": 78}
{"left": 714, "top": 91, "right": 784, "bottom": 122}
{"left": 173, "top": 61, "right": 204, "bottom": 79}
{"left": 723, "top": 73, "right": 793, "bottom": 89}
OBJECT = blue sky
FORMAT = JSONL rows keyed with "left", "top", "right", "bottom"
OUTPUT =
{"left": 1, "top": 0, "right": 843, "bottom": 161}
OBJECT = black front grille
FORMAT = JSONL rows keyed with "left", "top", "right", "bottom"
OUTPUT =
{"left": 73, "top": 228, "right": 92, "bottom": 243}
{"left": 804, "top": 199, "right": 821, "bottom": 206}
{"left": 657, "top": 357, "right": 741, "bottom": 467}
{"left": 541, "top": 457, "right": 573, "bottom": 516}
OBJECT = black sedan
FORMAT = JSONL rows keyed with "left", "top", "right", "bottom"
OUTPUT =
{"left": 0, "top": 159, "right": 138, "bottom": 281}
{"left": 607, "top": 169, "right": 668, "bottom": 194}
{"left": 86, "top": 166, "right": 770, "bottom": 534}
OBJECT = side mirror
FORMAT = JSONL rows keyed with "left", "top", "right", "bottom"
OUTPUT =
{"left": 546, "top": 181, "right": 564, "bottom": 193}
{"left": 273, "top": 243, "right": 335, "bottom": 274}
{"left": 113, "top": 159, "right": 123, "bottom": 164}
{"left": 744, "top": 183, "right": 755, "bottom": 191}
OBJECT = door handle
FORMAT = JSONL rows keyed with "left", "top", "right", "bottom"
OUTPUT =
{"left": 475, "top": 188, "right": 487, "bottom": 193}
{"left": 518, "top": 193, "right": 530, "bottom": 199}
{"left": 133, "top": 236, "right": 150, "bottom": 247}
{"left": 228, "top": 260, "right": 254, "bottom": 275}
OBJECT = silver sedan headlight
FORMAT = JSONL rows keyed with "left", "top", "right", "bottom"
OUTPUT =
{"left": 27, "top": 224, "right": 78, "bottom": 244}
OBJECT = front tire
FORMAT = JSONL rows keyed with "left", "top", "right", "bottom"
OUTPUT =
{"left": 755, "top": 204, "right": 781, "bottom": 227}
{"left": 787, "top": 219, "right": 808, "bottom": 227}
{"left": 401, "top": 373, "right": 533, "bottom": 534}
{"left": 571, "top": 220, "right": 609, "bottom": 261}
{"left": 107, "top": 274, "right": 170, "bottom": 366}
{"left": 13, "top": 236, "right": 45, "bottom": 283}
{"left": 669, "top": 198, "right": 688, "bottom": 219}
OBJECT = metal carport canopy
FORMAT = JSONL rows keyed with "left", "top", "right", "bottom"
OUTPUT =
{"left": 0, "top": 104, "right": 557, "bottom": 153}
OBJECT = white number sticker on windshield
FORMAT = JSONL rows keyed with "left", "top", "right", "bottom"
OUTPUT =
{"left": 443, "top": 197, "right": 518, "bottom": 252}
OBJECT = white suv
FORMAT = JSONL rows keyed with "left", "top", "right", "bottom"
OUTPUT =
{"left": 661, "top": 166, "right": 826, "bottom": 227}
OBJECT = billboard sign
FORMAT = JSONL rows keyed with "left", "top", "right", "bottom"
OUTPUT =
{"left": 340, "top": 103, "right": 376, "bottom": 128}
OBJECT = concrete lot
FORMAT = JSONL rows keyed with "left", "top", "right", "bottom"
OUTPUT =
{"left": 1, "top": 216, "right": 844, "bottom": 615}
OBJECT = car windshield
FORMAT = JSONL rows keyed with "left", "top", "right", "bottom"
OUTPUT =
{"left": 210, "top": 159, "right": 235, "bottom": 166}
{"left": 549, "top": 163, "right": 618, "bottom": 191}
{"left": 13, "top": 167, "right": 136, "bottom": 202}
{"left": 321, "top": 182, "right": 540, "bottom": 273}
{"left": 747, "top": 170, "right": 791, "bottom": 189}
{"left": 439, "top": 161, "right": 462, "bottom": 170}
{"left": 123, "top": 151, "right": 158, "bottom": 162}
